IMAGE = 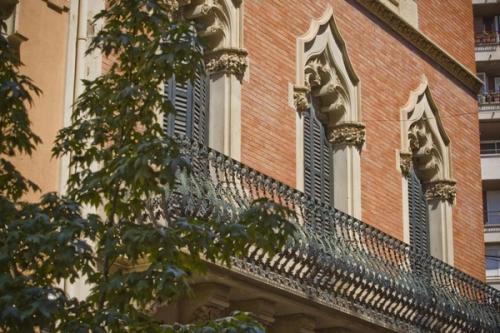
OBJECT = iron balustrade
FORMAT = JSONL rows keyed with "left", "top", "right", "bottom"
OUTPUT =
{"left": 154, "top": 137, "right": 500, "bottom": 332}
{"left": 475, "top": 32, "right": 500, "bottom": 47}
{"left": 478, "top": 92, "right": 500, "bottom": 105}
{"left": 481, "top": 141, "right": 500, "bottom": 155}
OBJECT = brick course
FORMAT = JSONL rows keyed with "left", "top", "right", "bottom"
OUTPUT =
{"left": 241, "top": 0, "right": 484, "bottom": 280}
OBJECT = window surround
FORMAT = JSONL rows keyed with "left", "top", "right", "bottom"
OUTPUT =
{"left": 292, "top": 6, "right": 363, "bottom": 218}
{"left": 182, "top": 0, "right": 246, "bottom": 160}
{"left": 399, "top": 75, "right": 456, "bottom": 264}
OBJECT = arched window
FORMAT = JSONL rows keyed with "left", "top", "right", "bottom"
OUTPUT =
{"left": 172, "top": 0, "right": 246, "bottom": 159}
{"left": 400, "top": 76, "right": 457, "bottom": 263}
{"left": 293, "top": 7, "right": 364, "bottom": 217}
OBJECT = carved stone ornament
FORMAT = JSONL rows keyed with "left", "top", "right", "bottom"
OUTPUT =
{"left": 424, "top": 180, "right": 457, "bottom": 203}
{"left": 354, "top": 0, "right": 481, "bottom": 93}
{"left": 304, "top": 55, "right": 349, "bottom": 119}
{"left": 205, "top": 48, "right": 248, "bottom": 79}
{"left": 293, "top": 85, "right": 310, "bottom": 113}
{"left": 399, "top": 151, "right": 413, "bottom": 176}
{"left": 328, "top": 122, "right": 366, "bottom": 147}
{"left": 408, "top": 120, "right": 441, "bottom": 181}
{"left": 192, "top": 304, "right": 227, "bottom": 322}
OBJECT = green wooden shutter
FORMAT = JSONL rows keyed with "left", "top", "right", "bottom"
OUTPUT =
{"left": 304, "top": 102, "right": 332, "bottom": 204}
{"left": 164, "top": 72, "right": 209, "bottom": 143}
{"left": 408, "top": 168, "right": 430, "bottom": 253}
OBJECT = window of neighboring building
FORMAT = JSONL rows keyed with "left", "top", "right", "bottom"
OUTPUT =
{"left": 486, "top": 246, "right": 500, "bottom": 277}
{"left": 477, "top": 72, "right": 487, "bottom": 95}
{"left": 164, "top": 73, "right": 210, "bottom": 144}
{"left": 303, "top": 101, "right": 333, "bottom": 204}
{"left": 485, "top": 191, "right": 500, "bottom": 225}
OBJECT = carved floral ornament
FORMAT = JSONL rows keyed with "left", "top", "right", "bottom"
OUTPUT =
{"left": 328, "top": 122, "right": 366, "bottom": 147}
{"left": 304, "top": 55, "right": 348, "bottom": 117}
{"left": 424, "top": 180, "right": 457, "bottom": 203}
{"left": 205, "top": 48, "right": 248, "bottom": 79}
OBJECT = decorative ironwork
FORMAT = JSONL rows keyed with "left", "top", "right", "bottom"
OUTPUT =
{"left": 153, "top": 137, "right": 500, "bottom": 332}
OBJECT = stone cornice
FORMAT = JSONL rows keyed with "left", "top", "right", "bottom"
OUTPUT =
{"left": 205, "top": 48, "right": 248, "bottom": 79}
{"left": 328, "top": 122, "right": 366, "bottom": 147}
{"left": 354, "top": 0, "right": 482, "bottom": 93}
{"left": 424, "top": 179, "right": 457, "bottom": 203}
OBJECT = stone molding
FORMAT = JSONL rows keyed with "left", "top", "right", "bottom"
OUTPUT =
{"left": 205, "top": 48, "right": 248, "bottom": 79}
{"left": 328, "top": 122, "right": 366, "bottom": 147}
{"left": 424, "top": 180, "right": 457, "bottom": 203}
{"left": 293, "top": 85, "right": 310, "bottom": 114}
{"left": 354, "top": 0, "right": 482, "bottom": 93}
{"left": 42, "top": 0, "right": 69, "bottom": 12}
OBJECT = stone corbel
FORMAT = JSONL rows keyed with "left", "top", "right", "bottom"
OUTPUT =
{"left": 179, "top": 282, "right": 230, "bottom": 323}
{"left": 293, "top": 85, "right": 310, "bottom": 114}
{"left": 399, "top": 151, "right": 413, "bottom": 176}
{"left": 231, "top": 298, "right": 276, "bottom": 327}
{"left": 328, "top": 122, "right": 366, "bottom": 147}
{"left": 205, "top": 48, "right": 248, "bottom": 80}
{"left": 424, "top": 179, "right": 457, "bottom": 203}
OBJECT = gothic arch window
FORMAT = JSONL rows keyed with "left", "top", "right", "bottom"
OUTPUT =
{"left": 168, "top": 0, "right": 246, "bottom": 159}
{"left": 399, "top": 76, "right": 456, "bottom": 263}
{"left": 293, "top": 7, "right": 364, "bottom": 217}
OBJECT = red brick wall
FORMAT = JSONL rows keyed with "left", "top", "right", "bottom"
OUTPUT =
{"left": 240, "top": 0, "right": 484, "bottom": 280}
{"left": 418, "top": 0, "right": 476, "bottom": 72}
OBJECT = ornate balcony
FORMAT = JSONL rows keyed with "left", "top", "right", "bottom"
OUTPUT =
{"left": 155, "top": 138, "right": 500, "bottom": 332}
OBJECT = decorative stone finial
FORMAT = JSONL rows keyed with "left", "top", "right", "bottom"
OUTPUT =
{"left": 293, "top": 85, "right": 310, "bottom": 113}
{"left": 424, "top": 180, "right": 457, "bottom": 203}
{"left": 399, "top": 151, "right": 413, "bottom": 176}
{"left": 205, "top": 48, "right": 248, "bottom": 79}
{"left": 328, "top": 122, "right": 366, "bottom": 147}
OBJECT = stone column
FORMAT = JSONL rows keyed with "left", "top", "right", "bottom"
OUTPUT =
{"left": 424, "top": 180, "right": 456, "bottom": 264}
{"left": 205, "top": 48, "right": 247, "bottom": 160}
{"left": 328, "top": 122, "right": 365, "bottom": 218}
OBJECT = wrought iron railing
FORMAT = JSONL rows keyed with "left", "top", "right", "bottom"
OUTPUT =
{"left": 475, "top": 32, "right": 500, "bottom": 47}
{"left": 156, "top": 137, "right": 500, "bottom": 332}
{"left": 481, "top": 140, "right": 500, "bottom": 155}
{"left": 478, "top": 92, "right": 500, "bottom": 105}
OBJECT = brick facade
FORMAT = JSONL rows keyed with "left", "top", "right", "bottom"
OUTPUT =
{"left": 241, "top": 0, "right": 484, "bottom": 280}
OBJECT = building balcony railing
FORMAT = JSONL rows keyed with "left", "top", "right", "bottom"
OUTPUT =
{"left": 475, "top": 32, "right": 500, "bottom": 50}
{"left": 481, "top": 140, "right": 500, "bottom": 155}
{"left": 157, "top": 137, "right": 500, "bottom": 332}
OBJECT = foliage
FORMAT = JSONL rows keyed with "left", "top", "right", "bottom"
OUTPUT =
{"left": 0, "top": 1, "right": 296, "bottom": 332}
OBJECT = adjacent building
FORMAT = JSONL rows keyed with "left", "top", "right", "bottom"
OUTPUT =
{"left": 473, "top": 0, "right": 500, "bottom": 290}
{"left": 2, "top": 0, "right": 500, "bottom": 331}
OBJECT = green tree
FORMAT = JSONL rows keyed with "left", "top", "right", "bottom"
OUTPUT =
{"left": 0, "top": 1, "right": 296, "bottom": 332}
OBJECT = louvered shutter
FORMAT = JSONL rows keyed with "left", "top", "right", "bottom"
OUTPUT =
{"left": 164, "top": 72, "right": 209, "bottom": 143}
{"left": 304, "top": 103, "right": 333, "bottom": 204}
{"left": 408, "top": 168, "right": 430, "bottom": 253}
